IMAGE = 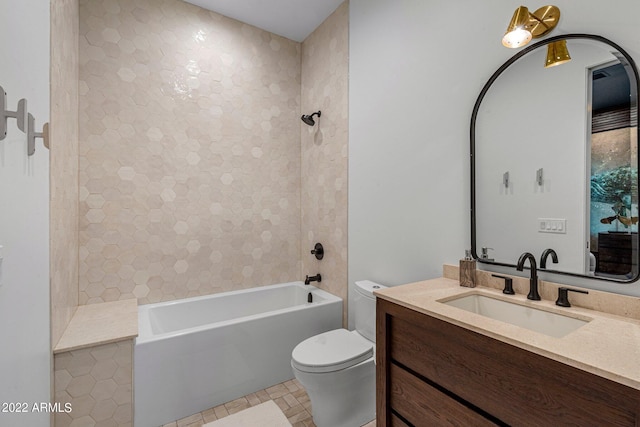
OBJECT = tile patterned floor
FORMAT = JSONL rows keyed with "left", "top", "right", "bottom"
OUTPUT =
{"left": 162, "top": 378, "right": 376, "bottom": 427}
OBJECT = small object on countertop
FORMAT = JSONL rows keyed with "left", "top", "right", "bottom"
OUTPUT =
{"left": 492, "top": 274, "right": 514, "bottom": 294}
{"left": 555, "top": 287, "right": 589, "bottom": 307}
{"left": 459, "top": 249, "right": 476, "bottom": 287}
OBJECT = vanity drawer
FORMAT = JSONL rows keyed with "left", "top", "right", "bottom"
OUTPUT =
{"left": 389, "top": 363, "right": 498, "bottom": 427}
{"left": 379, "top": 299, "right": 640, "bottom": 427}
{"left": 390, "top": 413, "right": 410, "bottom": 427}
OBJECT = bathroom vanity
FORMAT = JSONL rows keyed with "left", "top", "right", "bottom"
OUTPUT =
{"left": 375, "top": 276, "right": 640, "bottom": 426}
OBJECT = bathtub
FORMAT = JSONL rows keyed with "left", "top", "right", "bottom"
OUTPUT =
{"left": 134, "top": 281, "right": 342, "bottom": 427}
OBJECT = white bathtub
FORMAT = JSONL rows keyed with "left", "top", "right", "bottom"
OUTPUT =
{"left": 134, "top": 282, "right": 342, "bottom": 427}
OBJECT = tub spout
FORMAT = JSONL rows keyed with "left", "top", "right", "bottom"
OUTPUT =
{"left": 305, "top": 274, "right": 321, "bottom": 285}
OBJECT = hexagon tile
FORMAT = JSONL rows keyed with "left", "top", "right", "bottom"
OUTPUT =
{"left": 78, "top": 0, "right": 302, "bottom": 305}
{"left": 301, "top": 2, "right": 349, "bottom": 325}
{"left": 54, "top": 340, "right": 133, "bottom": 427}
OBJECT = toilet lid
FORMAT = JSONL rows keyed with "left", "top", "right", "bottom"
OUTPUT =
{"left": 291, "top": 329, "right": 373, "bottom": 373}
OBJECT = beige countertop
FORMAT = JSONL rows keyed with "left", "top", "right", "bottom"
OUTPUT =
{"left": 375, "top": 277, "right": 640, "bottom": 390}
{"left": 54, "top": 299, "right": 138, "bottom": 353}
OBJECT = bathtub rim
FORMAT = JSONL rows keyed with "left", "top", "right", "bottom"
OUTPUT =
{"left": 136, "top": 281, "right": 340, "bottom": 345}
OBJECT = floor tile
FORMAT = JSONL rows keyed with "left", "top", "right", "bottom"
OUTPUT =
{"left": 166, "top": 379, "right": 378, "bottom": 427}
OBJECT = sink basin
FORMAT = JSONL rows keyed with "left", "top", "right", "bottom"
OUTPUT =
{"left": 440, "top": 293, "right": 590, "bottom": 338}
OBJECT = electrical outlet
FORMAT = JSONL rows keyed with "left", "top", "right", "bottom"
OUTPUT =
{"left": 538, "top": 218, "right": 566, "bottom": 234}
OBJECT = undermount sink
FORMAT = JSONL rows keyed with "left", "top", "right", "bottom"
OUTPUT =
{"left": 440, "top": 293, "right": 590, "bottom": 338}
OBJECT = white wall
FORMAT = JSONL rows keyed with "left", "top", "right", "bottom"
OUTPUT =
{"left": 0, "top": 0, "right": 51, "bottom": 425}
{"left": 349, "top": 0, "right": 640, "bottom": 326}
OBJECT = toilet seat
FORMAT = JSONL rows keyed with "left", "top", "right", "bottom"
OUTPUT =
{"left": 291, "top": 329, "right": 373, "bottom": 373}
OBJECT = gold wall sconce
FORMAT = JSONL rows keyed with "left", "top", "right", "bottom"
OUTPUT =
{"left": 502, "top": 5, "right": 571, "bottom": 67}
{"left": 544, "top": 39, "right": 571, "bottom": 67}
{"left": 502, "top": 5, "right": 561, "bottom": 48}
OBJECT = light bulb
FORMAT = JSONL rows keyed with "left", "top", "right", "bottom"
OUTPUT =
{"left": 502, "top": 28, "right": 532, "bottom": 48}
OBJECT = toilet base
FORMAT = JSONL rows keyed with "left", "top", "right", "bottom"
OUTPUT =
{"left": 293, "top": 358, "right": 375, "bottom": 427}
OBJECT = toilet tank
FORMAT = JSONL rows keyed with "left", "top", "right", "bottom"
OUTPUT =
{"left": 353, "top": 280, "right": 386, "bottom": 342}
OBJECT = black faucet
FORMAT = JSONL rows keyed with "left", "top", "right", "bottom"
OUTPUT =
{"left": 540, "top": 248, "right": 558, "bottom": 268}
{"left": 516, "top": 252, "right": 541, "bottom": 301}
{"left": 304, "top": 274, "right": 321, "bottom": 285}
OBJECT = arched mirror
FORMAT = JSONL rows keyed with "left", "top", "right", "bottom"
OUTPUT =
{"left": 471, "top": 34, "right": 640, "bottom": 283}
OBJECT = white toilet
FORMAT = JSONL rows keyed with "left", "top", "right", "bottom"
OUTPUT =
{"left": 291, "top": 280, "right": 385, "bottom": 427}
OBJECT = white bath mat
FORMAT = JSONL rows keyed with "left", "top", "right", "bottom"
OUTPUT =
{"left": 203, "top": 401, "right": 291, "bottom": 427}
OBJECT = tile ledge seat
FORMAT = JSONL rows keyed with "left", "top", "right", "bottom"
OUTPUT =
{"left": 54, "top": 299, "right": 138, "bottom": 353}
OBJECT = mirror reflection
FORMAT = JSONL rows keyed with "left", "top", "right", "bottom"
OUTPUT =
{"left": 472, "top": 35, "right": 639, "bottom": 282}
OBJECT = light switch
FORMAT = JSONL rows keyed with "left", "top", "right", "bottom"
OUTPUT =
{"left": 538, "top": 218, "right": 566, "bottom": 234}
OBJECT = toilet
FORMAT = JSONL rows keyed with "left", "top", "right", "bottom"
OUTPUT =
{"left": 291, "top": 280, "right": 385, "bottom": 427}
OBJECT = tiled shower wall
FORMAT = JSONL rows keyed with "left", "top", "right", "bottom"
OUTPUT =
{"left": 51, "top": 0, "right": 80, "bottom": 348}
{"left": 301, "top": 3, "right": 349, "bottom": 324}
{"left": 78, "top": 0, "right": 302, "bottom": 304}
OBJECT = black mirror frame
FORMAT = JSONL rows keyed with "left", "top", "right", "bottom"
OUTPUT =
{"left": 470, "top": 33, "right": 640, "bottom": 283}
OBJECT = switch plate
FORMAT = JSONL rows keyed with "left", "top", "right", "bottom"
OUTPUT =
{"left": 538, "top": 218, "right": 566, "bottom": 234}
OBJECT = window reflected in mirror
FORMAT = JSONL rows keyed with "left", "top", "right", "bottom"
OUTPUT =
{"left": 589, "top": 61, "right": 638, "bottom": 279}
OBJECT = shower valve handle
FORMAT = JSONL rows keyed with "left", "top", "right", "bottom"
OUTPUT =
{"left": 310, "top": 243, "right": 324, "bottom": 260}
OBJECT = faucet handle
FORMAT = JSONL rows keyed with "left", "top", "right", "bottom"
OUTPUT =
{"left": 310, "top": 243, "right": 324, "bottom": 260}
{"left": 492, "top": 274, "right": 514, "bottom": 295}
{"left": 555, "top": 287, "right": 588, "bottom": 307}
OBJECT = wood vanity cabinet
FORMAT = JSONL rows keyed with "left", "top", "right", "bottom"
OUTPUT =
{"left": 376, "top": 298, "right": 640, "bottom": 427}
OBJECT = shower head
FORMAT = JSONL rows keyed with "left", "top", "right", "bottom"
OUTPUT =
{"left": 301, "top": 110, "right": 321, "bottom": 126}
{"left": 301, "top": 115, "right": 315, "bottom": 126}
